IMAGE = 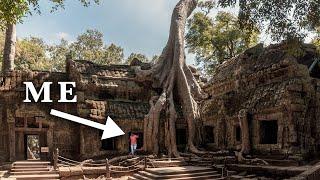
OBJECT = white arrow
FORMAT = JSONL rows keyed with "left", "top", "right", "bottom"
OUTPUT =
{"left": 50, "top": 109, "right": 125, "bottom": 140}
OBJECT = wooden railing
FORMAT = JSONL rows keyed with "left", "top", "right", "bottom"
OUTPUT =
{"left": 52, "top": 148, "right": 147, "bottom": 179}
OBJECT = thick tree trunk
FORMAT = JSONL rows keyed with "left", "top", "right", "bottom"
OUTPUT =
{"left": 136, "top": 0, "right": 207, "bottom": 157}
{"left": 238, "top": 109, "right": 250, "bottom": 154}
{"left": 2, "top": 24, "right": 16, "bottom": 73}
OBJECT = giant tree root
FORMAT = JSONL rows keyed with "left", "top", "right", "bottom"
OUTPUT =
{"left": 108, "top": 155, "right": 135, "bottom": 165}
{"left": 135, "top": 0, "right": 208, "bottom": 157}
{"left": 235, "top": 151, "right": 269, "bottom": 165}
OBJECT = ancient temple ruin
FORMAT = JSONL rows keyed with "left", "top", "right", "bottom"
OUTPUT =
{"left": 0, "top": 43, "right": 319, "bottom": 174}
{"left": 0, "top": 56, "right": 157, "bottom": 162}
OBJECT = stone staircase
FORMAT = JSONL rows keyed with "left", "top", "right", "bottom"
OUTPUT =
{"left": 128, "top": 166, "right": 224, "bottom": 180}
{"left": 9, "top": 161, "right": 59, "bottom": 180}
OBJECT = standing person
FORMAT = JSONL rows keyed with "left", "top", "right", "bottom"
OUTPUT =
{"left": 130, "top": 133, "right": 139, "bottom": 155}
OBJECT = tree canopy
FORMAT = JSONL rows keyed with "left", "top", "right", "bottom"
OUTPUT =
{"left": 15, "top": 37, "right": 51, "bottom": 71}
{"left": 126, "top": 53, "right": 149, "bottom": 65}
{"left": 312, "top": 28, "right": 320, "bottom": 50}
{"left": 69, "top": 29, "right": 125, "bottom": 65}
{"left": 186, "top": 9, "right": 259, "bottom": 73}
{"left": 217, "top": 0, "right": 320, "bottom": 41}
{"left": 0, "top": 31, "right": 4, "bottom": 70}
{"left": 0, "top": 0, "right": 100, "bottom": 30}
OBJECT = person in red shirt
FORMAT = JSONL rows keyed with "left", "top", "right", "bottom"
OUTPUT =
{"left": 130, "top": 133, "right": 139, "bottom": 155}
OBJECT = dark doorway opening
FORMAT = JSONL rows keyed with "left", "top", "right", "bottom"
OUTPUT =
{"left": 235, "top": 125, "right": 241, "bottom": 142}
{"left": 99, "top": 91, "right": 114, "bottom": 100}
{"left": 204, "top": 126, "right": 214, "bottom": 143}
{"left": 101, "top": 138, "right": 116, "bottom": 150}
{"left": 260, "top": 120, "right": 278, "bottom": 144}
{"left": 25, "top": 135, "right": 40, "bottom": 160}
{"left": 176, "top": 129, "right": 187, "bottom": 152}
{"left": 99, "top": 131, "right": 117, "bottom": 150}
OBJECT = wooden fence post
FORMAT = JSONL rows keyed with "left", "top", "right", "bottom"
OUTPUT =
{"left": 106, "top": 158, "right": 111, "bottom": 179}
{"left": 144, "top": 156, "right": 147, "bottom": 170}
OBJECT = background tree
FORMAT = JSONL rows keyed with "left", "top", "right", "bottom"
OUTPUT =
{"left": 101, "top": 43, "right": 124, "bottom": 65}
{"left": 70, "top": 29, "right": 124, "bottom": 65}
{"left": 0, "top": 31, "right": 4, "bottom": 70}
{"left": 0, "top": 0, "right": 101, "bottom": 73}
{"left": 312, "top": 28, "right": 320, "bottom": 51}
{"left": 186, "top": 6, "right": 259, "bottom": 74}
{"left": 218, "top": 0, "right": 320, "bottom": 41}
{"left": 47, "top": 38, "right": 69, "bottom": 72}
{"left": 0, "top": 29, "right": 135, "bottom": 72}
{"left": 70, "top": 29, "right": 104, "bottom": 61}
{"left": 126, "top": 53, "right": 149, "bottom": 65}
{"left": 15, "top": 37, "right": 51, "bottom": 71}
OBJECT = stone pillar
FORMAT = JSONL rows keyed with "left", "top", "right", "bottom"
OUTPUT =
{"left": 16, "top": 131, "right": 24, "bottom": 160}
{"left": 79, "top": 125, "right": 85, "bottom": 159}
{"left": 8, "top": 122, "right": 15, "bottom": 161}
{"left": 47, "top": 127, "right": 54, "bottom": 161}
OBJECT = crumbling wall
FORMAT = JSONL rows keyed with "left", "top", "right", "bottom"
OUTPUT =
{"left": 0, "top": 99, "right": 9, "bottom": 162}
{"left": 69, "top": 59, "right": 155, "bottom": 157}
{"left": 0, "top": 70, "right": 80, "bottom": 161}
{"left": 202, "top": 43, "right": 320, "bottom": 158}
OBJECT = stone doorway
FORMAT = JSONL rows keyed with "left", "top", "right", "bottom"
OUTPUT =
{"left": 127, "top": 132, "right": 143, "bottom": 152}
{"left": 260, "top": 120, "right": 278, "bottom": 144}
{"left": 176, "top": 129, "right": 187, "bottom": 152}
{"left": 26, "top": 135, "right": 40, "bottom": 160}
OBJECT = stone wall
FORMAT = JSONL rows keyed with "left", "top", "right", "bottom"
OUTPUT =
{"left": 201, "top": 43, "right": 320, "bottom": 158}
{"left": 0, "top": 60, "right": 156, "bottom": 162}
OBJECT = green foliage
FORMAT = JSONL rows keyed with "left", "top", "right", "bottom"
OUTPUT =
{"left": 70, "top": 29, "right": 124, "bottom": 65}
{"left": 217, "top": 0, "right": 320, "bottom": 41}
{"left": 15, "top": 37, "right": 51, "bottom": 71}
{"left": 0, "top": 0, "right": 30, "bottom": 29}
{"left": 312, "top": 28, "right": 320, "bottom": 52}
{"left": 0, "top": 0, "right": 100, "bottom": 30}
{"left": 47, "top": 38, "right": 69, "bottom": 71}
{"left": 0, "top": 31, "right": 4, "bottom": 70}
{"left": 0, "top": 29, "right": 149, "bottom": 71}
{"left": 70, "top": 29, "right": 104, "bottom": 61}
{"left": 100, "top": 43, "right": 124, "bottom": 65}
{"left": 126, "top": 53, "right": 149, "bottom": 65}
{"left": 186, "top": 10, "right": 259, "bottom": 73}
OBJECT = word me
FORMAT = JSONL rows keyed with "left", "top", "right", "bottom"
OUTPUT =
{"left": 24, "top": 82, "right": 77, "bottom": 103}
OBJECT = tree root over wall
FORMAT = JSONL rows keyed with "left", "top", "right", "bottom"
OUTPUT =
{"left": 236, "top": 109, "right": 268, "bottom": 165}
{"left": 134, "top": 0, "right": 208, "bottom": 157}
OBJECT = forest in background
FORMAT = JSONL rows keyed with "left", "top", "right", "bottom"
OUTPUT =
{"left": 0, "top": 29, "right": 157, "bottom": 72}
{"left": 0, "top": 1, "right": 320, "bottom": 75}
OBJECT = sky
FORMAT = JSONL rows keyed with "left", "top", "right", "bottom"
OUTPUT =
{"left": 17, "top": 0, "right": 187, "bottom": 63}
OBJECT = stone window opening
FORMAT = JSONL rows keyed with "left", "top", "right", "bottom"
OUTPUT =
{"left": 99, "top": 131, "right": 117, "bottom": 150}
{"left": 204, "top": 126, "right": 214, "bottom": 143}
{"left": 98, "top": 91, "right": 114, "bottom": 100}
{"left": 15, "top": 117, "right": 25, "bottom": 128}
{"left": 259, "top": 120, "right": 278, "bottom": 144}
{"left": 27, "top": 117, "right": 39, "bottom": 128}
